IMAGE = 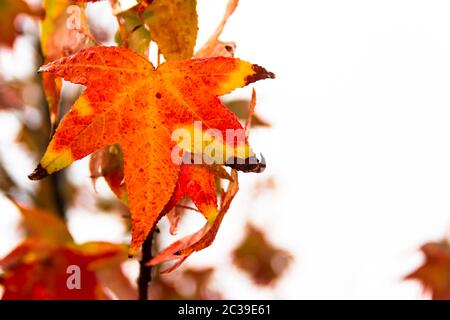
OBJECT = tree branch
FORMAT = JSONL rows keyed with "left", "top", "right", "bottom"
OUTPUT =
{"left": 36, "top": 38, "right": 67, "bottom": 220}
{"left": 49, "top": 172, "right": 66, "bottom": 219}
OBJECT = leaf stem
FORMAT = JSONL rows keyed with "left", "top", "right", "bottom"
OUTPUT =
{"left": 138, "top": 230, "right": 154, "bottom": 300}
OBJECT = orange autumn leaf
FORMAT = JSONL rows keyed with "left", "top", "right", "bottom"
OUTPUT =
{"left": 28, "top": 46, "right": 274, "bottom": 257}
{"left": 0, "top": 201, "right": 129, "bottom": 300}
{"left": 165, "top": 164, "right": 232, "bottom": 236}
{"left": 406, "top": 241, "right": 450, "bottom": 300}
{"left": 166, "top": 165, "right": 218, "bottom": 224}
{"left": 163, "top": 164, "right": 218, "bottom": 238}
{"left": 0, "top": 0, "right": 34, "bottom": 48}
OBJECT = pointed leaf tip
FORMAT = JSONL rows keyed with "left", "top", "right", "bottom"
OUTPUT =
{"left": 127, "top": 246, "right": 137, "bottom": 258}
{"left": 245, "top": 65, "right": 276, "bottom": 85}
{"left": 28, "top": 164, "right": 49, "bottom": 180}
{"left": 226, "top": 154, "right": 266, "bottom": 173}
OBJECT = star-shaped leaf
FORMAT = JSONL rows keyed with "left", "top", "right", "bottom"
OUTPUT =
{"left": 29, "top": 46, "right": 274, "bottom": 256}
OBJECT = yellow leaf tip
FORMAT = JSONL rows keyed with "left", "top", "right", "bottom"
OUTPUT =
{"left": 127, "top": 247, "right": 137, "bottom": 258}
{"left": 28, "top": 164, "right": 49, "bottom": 181}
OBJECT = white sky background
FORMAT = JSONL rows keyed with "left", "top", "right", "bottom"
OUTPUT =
{"left": 3, "top": 0, "right": 450, "bottom": 299}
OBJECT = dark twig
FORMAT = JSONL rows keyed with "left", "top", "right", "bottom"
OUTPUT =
{"left": 138, "top": 230, "right": 154, "bottom": 300}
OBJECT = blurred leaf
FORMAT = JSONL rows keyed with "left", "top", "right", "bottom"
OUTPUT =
{"left": 195, "top": 0, "right": 238, "bottom": 58}
{"left": 16, "top": 123, "right": 46, "bottom": 153}
{"left": 0, "top": 0, "right": 34, "bottom": 48}
{"left": 96, "top": 266, "right": 137, "bottom": 300}
{"left": 252, "top": 176, "right": 276, "bottom": 198}
{"left": 11, "top": 200, "right": 73, "bottom": 243}
{"left": 406, "top": 241, "right": 450, "bottom": 300}
{"left": 0, "top": 79, "right": 24, "bottom": 110}
{"left": 225, "top": 99, "right": 270, "bottom": 128}
{"left": 232, "top": 224, "right": 292, "bottom": 286}
{"left": 0, "top": 200, "right": 128, "bottom": 300}
{"left": 95, "top": 197, "right": 120, "bottom": 212}
{"left": 0, "top": 241, "right": 125, "bottom": 300}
